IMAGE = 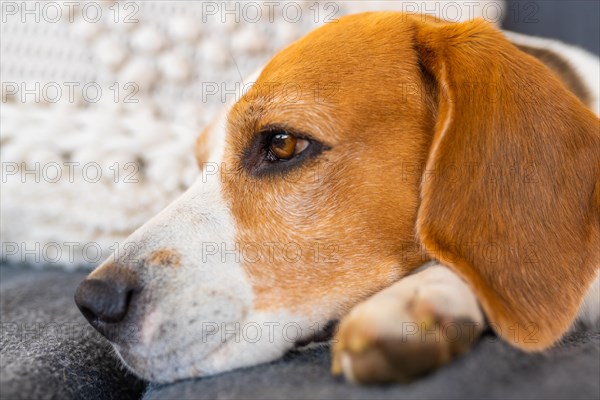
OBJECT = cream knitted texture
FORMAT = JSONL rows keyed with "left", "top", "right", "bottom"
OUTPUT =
{"left": 0, "top": 1, "right": 504, "bottom": 268}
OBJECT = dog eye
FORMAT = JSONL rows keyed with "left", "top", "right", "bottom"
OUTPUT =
{"left": 267, "top": 133, "right": 310, "bottom": 161}
{"left": 243, "top": 128, "right": 328, "bottom": 177}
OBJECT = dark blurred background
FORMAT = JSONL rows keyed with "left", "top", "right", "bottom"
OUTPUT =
{"left": 503, "top": 0, "right": 599, "bottom": 54}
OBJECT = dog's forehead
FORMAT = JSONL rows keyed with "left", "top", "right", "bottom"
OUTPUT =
{"left": 260, "top": 13, "right": 416, "bottom": 77}
{"left": 227, "top": 13, "right": 420, "bottom": 144}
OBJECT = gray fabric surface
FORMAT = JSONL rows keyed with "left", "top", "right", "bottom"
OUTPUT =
{"left": 1, "top": 266, "right": 599, "bottom": 400}
{"left": 504, "top": 0, "right": 599, "bottom": 56}
{"left": 0, "top": 266, "right": 146, "bottom": 400}
{"left": 145, "top": 332, "right": 600, "bottom": 400}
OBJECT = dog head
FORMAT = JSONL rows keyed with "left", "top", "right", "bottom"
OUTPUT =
{"left": 75, "top": 13, "right": 600, "bottom": 383}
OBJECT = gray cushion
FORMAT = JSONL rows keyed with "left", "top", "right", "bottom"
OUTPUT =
{"left": 0, "top": 266, "right": 146, "bottom": 400}
{"left": 145, "top": 331, "right": 600, "bottom": 400}
{"left": 2, "top": 266, "right": 599, "bottom": 400}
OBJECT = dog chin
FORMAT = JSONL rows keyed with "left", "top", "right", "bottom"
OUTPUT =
{"left": 112, "top": 311, "right": 331, "bottom": 383}
{"left": 112, "top": 313, "right": 329, "bottom": 383}
{"left": 113, "top": 331, "right": 297, "bottom": 383}
{"left": 112, "top": 340, "right": 231, "bottom": 383}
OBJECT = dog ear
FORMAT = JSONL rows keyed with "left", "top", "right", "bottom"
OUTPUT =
{"left": 412, "top": 17, "right": 600, "bottom": 350}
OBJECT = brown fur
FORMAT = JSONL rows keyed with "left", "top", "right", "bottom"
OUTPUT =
{"left": 146, "top": 249, "right": 181, "bottom": 268}
{"left": 195, "top": 120, "right": 217, "bottom": 168}
{"left": 223, "top": 13, "right": 434, "bottom": 317}
{"left": 516, "top": 44, "right": 592, "bottom": 107}
{"left": 208, "top": 13, "right": 598, "bottom": 350}
{"left": 413, "top": 16, "right": 600, "bottom": 350}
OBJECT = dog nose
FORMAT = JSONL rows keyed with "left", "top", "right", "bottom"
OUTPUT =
{"left": 74, "top": 278, "right": 135, "bottom": 331}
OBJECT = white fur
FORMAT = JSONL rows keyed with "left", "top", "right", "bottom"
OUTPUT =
{"left": 338, "top": 263, "right": 599, "bottom": 384}
{"left": 94, "top": 171, "right": 326, "bottom": 383}
{"left": 578, "top": 271, "right": 600, "bottom": 330}
{"left": 200, "top": 67, "right": 264, "bottom": 165}
{"left": 94, "top": 66, "right": 332, "bottom": 383}
{"left": 92, "top": 173, "right": 249, "bottom": 382}
{"left": 97, "top": 30, "right": 600, "bottom": 384}
{"left": 343, "top": 263, "right": 484, "bottom": 337}
{"left": 339, "top": 263, "right": 484, "bottom": 382}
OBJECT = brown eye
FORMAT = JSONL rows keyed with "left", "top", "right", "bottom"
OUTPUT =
{"left": 269, "top": 133, "right": 309, "bottom": 161}
{"left": 245, "top": 128, "right": 328, "bottom": 176}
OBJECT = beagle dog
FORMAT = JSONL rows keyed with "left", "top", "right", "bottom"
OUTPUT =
{"left": 75, "top": 13, "right": 600, "bottom": 384}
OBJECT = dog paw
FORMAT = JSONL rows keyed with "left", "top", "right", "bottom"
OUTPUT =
{"left": 331, "top": 265, "right": 484, "bottom": 384}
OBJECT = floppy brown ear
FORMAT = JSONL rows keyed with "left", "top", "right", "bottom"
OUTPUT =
{"left": 412, "top": 17, "right": 600, "bottom": 350}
